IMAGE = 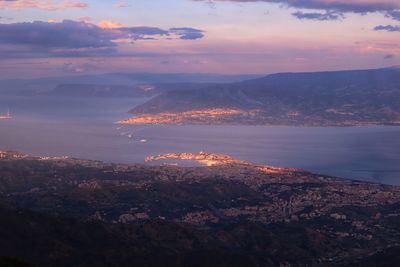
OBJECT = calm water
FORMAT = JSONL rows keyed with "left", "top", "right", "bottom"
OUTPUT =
{"left": 0, "top": 95, "right": 399, "bottom": 185}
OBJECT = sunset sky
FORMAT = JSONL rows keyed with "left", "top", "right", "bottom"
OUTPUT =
{"left": 0, "top": 0, "right": 400, "bottom": 78}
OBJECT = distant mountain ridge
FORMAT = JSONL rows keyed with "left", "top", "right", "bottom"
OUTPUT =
{"left": 0, "top": 73, "right": 259, "bottom": 96}
{"left": 46, "top": 82, "right": 234, "bottom": 98}
{"left": 127, "top": 68, "right": 400, "bottom": 126}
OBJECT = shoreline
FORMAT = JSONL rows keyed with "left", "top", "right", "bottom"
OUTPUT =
{"left": 1, "top": 149, "right": 398, "bottom": 188}
{"left": 116, "top": 118, "right": 400, "bottom": 128}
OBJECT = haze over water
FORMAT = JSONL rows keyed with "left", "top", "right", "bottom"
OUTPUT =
{"left": 1, "top": 95, "right": 399, "bottom": 185}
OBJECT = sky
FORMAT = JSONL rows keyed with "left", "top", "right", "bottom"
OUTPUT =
{"left": 0, "top": 0, "right": 400, "bottom": 79}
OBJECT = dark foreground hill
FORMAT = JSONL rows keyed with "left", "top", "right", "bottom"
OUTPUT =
{"left": 1, "top": 150, "right": 400, "bottom": 266}
{"left": 124, "top": 67, "right": 400, "bottom": 126}
{"left": 0, "top": 205, "right": 346, "bottom": 267}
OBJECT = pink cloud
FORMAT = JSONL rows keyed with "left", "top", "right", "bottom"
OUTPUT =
{"left": 98, "top": 20, "right": 123, "bottom": 29}
{"left": 113, "top": 2, "right": 130, "bottom": 8}
{"left": 0, "top": 0, "right": 88, "bottom": 11}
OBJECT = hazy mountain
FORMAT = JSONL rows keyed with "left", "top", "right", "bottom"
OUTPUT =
{"left": 0, "top": 73, "right": 259, "bottom": 96}
{"left": 42, "top": 82, "right": 237, "bottom": 98}
{"left": 129, "top": 67, "right": 400, "bottom": 126}
{"left": 46, "top": 84, "right": 155, "bottom": 98}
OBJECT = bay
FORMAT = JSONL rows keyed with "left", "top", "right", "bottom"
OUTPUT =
{"left": 0, "top": 95, "right": 399, "bottom": 185}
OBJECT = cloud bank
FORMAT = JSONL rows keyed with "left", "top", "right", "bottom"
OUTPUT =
{"left": 0, "top": 20, "right": 205, "bottom": 57}
{"left": 196, "top": 0, "right": 400, "bottom": 21}
{"left": 197, "top": 0, "right": 400, "bottom": 13}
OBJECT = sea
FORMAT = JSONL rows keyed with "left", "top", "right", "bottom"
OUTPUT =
{"left": 1, "top": 95, "right": 399, "bottom": 185}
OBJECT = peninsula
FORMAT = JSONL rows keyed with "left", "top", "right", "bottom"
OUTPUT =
{"left": 117, "top": 108, "right": 257, "bottom": 125}
{"left": 145, "top": 151, "right": 251, "bottom": 166}
{"left": 120, "top": 68, "right": 400, "bottom": 126}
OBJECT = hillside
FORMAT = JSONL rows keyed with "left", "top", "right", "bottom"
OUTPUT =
{"left": 1, "top": 150, "right": 400, "bottom": 266}
{"left": 124, "top": 67, "right": 400, "bottom": 126}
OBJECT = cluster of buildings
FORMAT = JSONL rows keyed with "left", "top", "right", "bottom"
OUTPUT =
{"left": 2, "top": 150, "right": 400, "bottom": 245}
{"left": 117, "top": 108, "right": 253, "bottom": 125}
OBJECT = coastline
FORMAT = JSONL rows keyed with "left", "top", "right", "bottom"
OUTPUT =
{"left": 116, "top": 116, "right": 400, "bottom": 127}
